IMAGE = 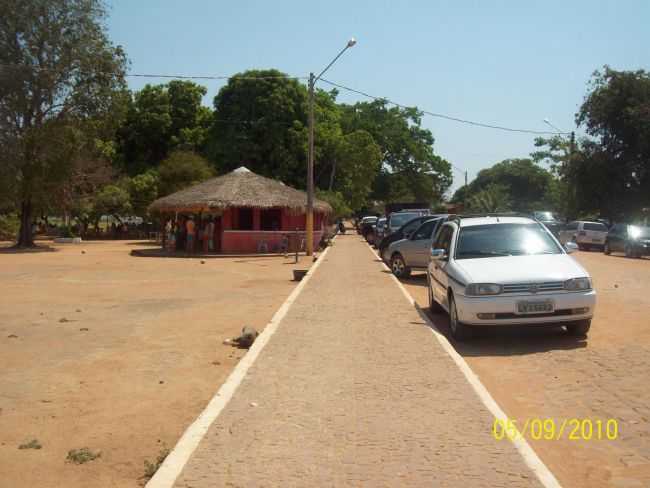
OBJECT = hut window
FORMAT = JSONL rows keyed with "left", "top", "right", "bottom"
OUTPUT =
{"left": 235, "top": 208, "right": 253, "bottom": 230}
{"left": 261, "top": 209, "right": 282, "bottom": 231}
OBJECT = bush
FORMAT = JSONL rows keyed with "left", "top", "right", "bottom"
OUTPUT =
{"left": 0, "top": 213, "right": 19, "bottom": 240}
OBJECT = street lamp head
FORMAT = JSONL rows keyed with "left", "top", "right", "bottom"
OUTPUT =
{"left": 347, "top": 38, "right": 357, "bottom": 48}
{"left": 543, "top": 118, "right": 550, "bottom": 124}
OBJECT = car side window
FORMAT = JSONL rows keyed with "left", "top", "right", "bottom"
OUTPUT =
{"left": 412, "top": 220, "right": 436, "bottom": 240}
{"left": 433, "top": 225, "right": 453, "bottom": 254}
{"left": 567, "top": 221, "right": 578, "bottom": 231}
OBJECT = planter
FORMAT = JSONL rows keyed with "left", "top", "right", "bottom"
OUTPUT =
{"left": 292, "top": 269, "right": 308, "bottom": 281}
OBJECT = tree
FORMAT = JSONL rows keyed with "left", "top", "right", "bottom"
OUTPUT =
{"left": 575, "top": 66, "right": 650, "bottom": 219}
{"left": 340, "top": 100, "right": 452, "bottom": 204}
{"left": 128, "top": 170, "right": 159, "bottom": 217}
{"left": 208, "top": 70, "right": 308, "bottom": 187}
{"left": 157, "top": 150, "right": 214, "bottom": 197}
{"left": 315, "top": 190, "right": 352, "bottom": 220}
{"left": 93, "top": 184, "right": 132, "bottom": 222}
{"left": 464, "top": 159, "right": 554, "bottom": 212}
{"left": 0, "top": 0, "right": 127, "bottom": 246}
{"left": 115, "top": 80, "right": 211, "bottom": 174}
{"left": 467, "top": 184, "right": 511, "bottom": 213}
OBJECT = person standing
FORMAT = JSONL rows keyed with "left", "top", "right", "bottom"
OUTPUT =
{"left": 186, "top": 216, "right": 196, "bottom": 253}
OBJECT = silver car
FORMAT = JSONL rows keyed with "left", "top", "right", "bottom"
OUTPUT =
{"left": 388, "top": 218, "right": 444, "bottom": 278}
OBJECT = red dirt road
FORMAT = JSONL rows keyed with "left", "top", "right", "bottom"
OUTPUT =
{"left": 0, "top": 240, "right": 311, "bottom": 488}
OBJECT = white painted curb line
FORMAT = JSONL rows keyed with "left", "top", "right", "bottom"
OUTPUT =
{"left": 369, "top": 245, "right": 562, "bottom": 488}
{"left": 147, "top": 241, "right": 334, "bottom": 488}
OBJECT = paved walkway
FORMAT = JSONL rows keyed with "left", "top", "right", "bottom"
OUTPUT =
{"left": 172, "top": 234, "right": 544, "bottom": 487}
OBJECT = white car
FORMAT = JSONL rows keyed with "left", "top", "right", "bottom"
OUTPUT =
{"left": 558, "top": 221, "right": 609, "bottom": 251}
{"left": 426, "top": 216, "right": 596, "bottom": 341}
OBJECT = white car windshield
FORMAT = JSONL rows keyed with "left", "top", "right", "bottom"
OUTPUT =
{"left": 456, "top": 223, "right": 563, "bottom": 259}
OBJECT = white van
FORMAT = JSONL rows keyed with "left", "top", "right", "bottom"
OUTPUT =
{"left": 559, "top": 221, "right": 609, "bottom": 250}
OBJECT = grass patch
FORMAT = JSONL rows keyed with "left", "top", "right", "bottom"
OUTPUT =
{"left": 67, "top": 447, "right": 101, "bottom": 464}
{"left": 142, "top": 446, "right": 170, "bottom": 481}
{"left": 18, "top": 439, "right": 42, "bottom": 450}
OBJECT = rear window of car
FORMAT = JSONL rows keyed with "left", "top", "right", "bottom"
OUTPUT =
{"left": 583, "top": 223, "right": 607, "bottom": 231}
{"left": 390, "top": 213, "right": 419, "bottom": 227}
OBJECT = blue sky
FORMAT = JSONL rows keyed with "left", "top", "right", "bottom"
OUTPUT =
{"left": 107, "top": 0, "right": 649, "bottom": 192}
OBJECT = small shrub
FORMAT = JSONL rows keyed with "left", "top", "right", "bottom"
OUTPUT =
{"left": 67, "top": 447, "right": 101, "bottom": 464}
{"left": 142, "top": 447, "right": 170, "bottom": 481}
{"left": 18, "top": 439, "right": 42, "bottom": 450}
{"left": 0, "top": 213, "right": 19, "bottom": 240}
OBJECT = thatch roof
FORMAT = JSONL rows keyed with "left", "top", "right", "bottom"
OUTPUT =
{"left": 149, "top": 167, "right": 332, "bottom": 214}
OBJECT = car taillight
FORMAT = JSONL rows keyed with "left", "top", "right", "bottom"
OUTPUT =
{"left": 578, "top": 231, "right": 586, "bottom": 236}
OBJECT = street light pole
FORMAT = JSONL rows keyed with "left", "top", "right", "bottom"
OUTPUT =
{"left": 306, "top": 72, "right": 315, "bottom": 256}
{"left": 543, "top": 118, "right": 577, "bottom": 218}
{"left": 306, "top": 38, "right": 356, "bottom": 256}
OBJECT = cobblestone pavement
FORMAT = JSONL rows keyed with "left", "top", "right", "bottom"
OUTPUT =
{"left": 173, "top": 235, "right": 545, "bottom": 487}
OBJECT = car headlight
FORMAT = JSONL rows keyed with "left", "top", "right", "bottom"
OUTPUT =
{"left": 564, "top": 277, "right": 592, "bottom": 291}
{"left": 465, "top": 283, "right": 503, "bottom": 296}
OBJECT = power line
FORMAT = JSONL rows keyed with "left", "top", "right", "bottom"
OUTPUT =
{"left": 321, "top": 78, "right": 571, "bottom": 136}
{"left": 0, "top": 63, "right": 307, "bottom": 81}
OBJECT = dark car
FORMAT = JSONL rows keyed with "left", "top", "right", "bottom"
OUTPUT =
{"left": 532, "top": 211, "right": 563, "bottom": 237}
{"left": 379, "top": 214, "right": 449, "bottom": 262}
{"left": 604, "top": 224, "right": 650, "bottom": 258}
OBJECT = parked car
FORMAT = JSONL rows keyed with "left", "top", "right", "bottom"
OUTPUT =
{"left": 379, "top": 215, "right": 447, "bottom": 262}
{"left": 388, "top": 218, "right": 444, "bottom": 277}
{"left": 426, "top": 215, "right": 595, "bottom": 341}
{"left": 558, "top": 221, "right": 609, "bottom": 250}
{"left": 372, "top": 217, "right": 387, "bottom": 247}
{"left": 604, "top": 224, "right": 650, "bottom": 258}
{"left": 385, "top": 210, "right": 430, "bottom": 239}
{"left": 532, "top": 211, "right": 563, "bottom": 237}
{"left": 358, "top": 216, "right": 377, "bottom": 239}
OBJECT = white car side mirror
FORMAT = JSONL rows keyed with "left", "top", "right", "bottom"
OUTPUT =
{"left": 565, "top": 241, "right": 578, "bottom": 254}
{"left": 431, "top": 248, "right": 446, "bottom": 260}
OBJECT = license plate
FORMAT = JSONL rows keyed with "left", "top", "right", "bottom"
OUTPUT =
{"left": 516, "top": 300, "right": 554, "bottom": 314}
{"left": 592, "top": 238, "right": 602, "bottom": 242}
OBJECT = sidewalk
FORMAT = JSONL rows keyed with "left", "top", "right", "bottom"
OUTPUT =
{"left": 170, "top": 234, "right": 545, "bottom": 487}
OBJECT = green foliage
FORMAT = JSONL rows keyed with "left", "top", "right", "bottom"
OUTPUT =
{"left": 316, "top": 190, "right": 352, "bottom": 220}
{"left": 340, "top": 100, "right": 452, "bottom": 204}
{"left": 0, "top": 213, "right": 20, "bottom": 240}
{"left": 467, "top": 184, "right": 512, "bottom": 213}
{"left": 574, "top": 66, "right": 650, "bottom": 219}
{"left": 208, "top": 69, "right": 308, "bottom": 187}
{"left": 93, "top": 185, "right": 132, "bottom": 219}
{"left": 142, "top": 447, "right": 170, "bottom": 481}
{"left": 18, "top": 439, "right": 42, "bottom": 450}
{"left": 67, "top": 447, "right": 101, "bottom": 464}
{"left": 115, "top": 81, "right": 210, "bottom": 174}
{"left": 464, "top": 159, "right": 555, "bottom": 212}
{"left": 157, "top": 151, "right": 214, "bottom": 197}
{"left": 128, "top": 170, "right": 159, "bottom": 216}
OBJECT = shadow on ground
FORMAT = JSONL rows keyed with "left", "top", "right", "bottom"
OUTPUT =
{"left": 0, "top": 245, "right": 58, "bottom": 253}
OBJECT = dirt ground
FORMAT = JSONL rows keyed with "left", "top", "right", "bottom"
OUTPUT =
{"left": 0, "top": 240, "right": 312, "bottom": 488}
{"left": 399, "top": 250, "right": 650, "bottom": 488}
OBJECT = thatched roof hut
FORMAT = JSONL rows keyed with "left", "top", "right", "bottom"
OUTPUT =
{"left": 149, "top": 166, "right": 332, "bottom": 214}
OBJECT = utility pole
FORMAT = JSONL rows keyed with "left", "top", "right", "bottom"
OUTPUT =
{"left": 306, "top": 72, "right": 315, "bottom": 256}
{"left": 464, "top": 170, "right": 468, "bottom": 212}
{"left": 305, "top": 39, "right": 356, "bottom": 256}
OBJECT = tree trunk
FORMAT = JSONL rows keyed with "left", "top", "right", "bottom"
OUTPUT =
{"left": 16, "top": 200, "right": 35, "bottom": 248}
{"left": 328, "top": 158, "right": 337, "bottom": 191}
